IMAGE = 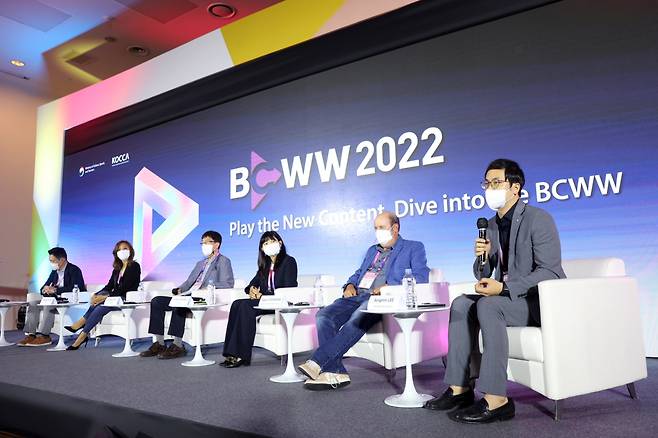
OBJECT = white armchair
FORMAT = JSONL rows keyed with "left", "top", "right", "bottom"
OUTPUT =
{"left": 324, "top": 268, "right": 452, "bottom": 371}
{"left": 251, "top": 275, "right": 335, "bottom": 356}
{"left": 458, "top": 257, "right": 647, "bottom": 420}
{"left": 27, "top": 285, "right": 98, "bottom": 336}
{"left": 91, "top": 281, "right": 175, "bottom": 344}
{"left": 138, "top": 279, "right": 249, "bottom": 347}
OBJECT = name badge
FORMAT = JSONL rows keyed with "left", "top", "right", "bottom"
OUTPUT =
{"left": 367, "top": 296, "right": 403, "bottom": 312}
{"left": 39, "top": 297, "right": 57, "bottom": 306}
{"left": 169, "top": 296, "right": 194, "bottom": 308}
{"left": 104, "top": 296, "right": 123, "bottom": 307}
{"left": 358, "top": 271, "right": 378, "bottom": 289}
{"left": 259, "top": 295, "right": 288, "bottom": 309}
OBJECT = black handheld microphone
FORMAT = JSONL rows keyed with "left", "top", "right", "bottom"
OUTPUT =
{"left": 477, "top": 218, "right": 488, "bottom": 271}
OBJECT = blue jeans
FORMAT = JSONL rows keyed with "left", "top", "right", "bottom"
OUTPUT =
{"left": 311, "top": 292, "right": 381, "bottom": 373}
{"left": 82, "top": 304, "right": 119, "bottom": 334}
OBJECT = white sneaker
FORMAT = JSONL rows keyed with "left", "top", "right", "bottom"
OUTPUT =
{"left": 304, "top": 372, "right": 351, "bottom": 391}
{"left": 298, "top": 360, "right": 321, "bottom": 380}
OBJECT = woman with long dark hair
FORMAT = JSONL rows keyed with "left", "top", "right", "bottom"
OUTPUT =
{"left": 66, "top": 240, "right": 141, "bottom": 350}
{"left": 220, "top": 231, "right": 298, "bottom": 367}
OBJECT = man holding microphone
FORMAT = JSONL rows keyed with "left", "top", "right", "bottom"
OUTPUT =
{"left": 424, "top": 159, "right": 566, "bottom": 423}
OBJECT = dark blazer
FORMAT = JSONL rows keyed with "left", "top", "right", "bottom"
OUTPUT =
{"left": 40, "top": 262, "right": 87, "bottom": 295}
{"left": 99, "top": 261, "right": 141, "bottom": 298}
{"left": 245, "top": 255, "right": 298, "bottom": 295}
{"left": 345, "top": 236, "right": 430, "bottom": 288}
{"left": 474, "top": 202, "right": 566, "bottom": 300}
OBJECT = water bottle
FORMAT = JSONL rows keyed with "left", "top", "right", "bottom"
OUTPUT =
{"left": 72, "top": 284, "right": 80, "bottom": 304}
{"left": 403, "top": 269, "right": 417, "bottom": 309}
{"left": 314, "top": 277, "right": 324, "bottom": 307}
{"left": 207, "top": 279, "right": 215, "bottom": 305}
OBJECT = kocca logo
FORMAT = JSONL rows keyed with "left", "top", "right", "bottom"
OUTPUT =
{"left": 112, "top": 153, "right": 130, "bottom": 166}
{"left": 79, "top": 167, "right": 85, "bottom": 177}
{"left": 230, "top": 151, "right": 282, "bottom": 209}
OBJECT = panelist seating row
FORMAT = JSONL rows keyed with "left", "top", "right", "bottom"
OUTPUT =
{"left": 28, "top": 270, "right": 455, "bottom": 373}
{"left": 90, "top": 275, "right": 335, "bottom": 353}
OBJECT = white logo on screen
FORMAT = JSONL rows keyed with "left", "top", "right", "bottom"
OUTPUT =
{"left": 111, "top": 153, "right": 130, "bottom": 166}
{"left": 79, "top": 167, "right": 85, "bottom": 177}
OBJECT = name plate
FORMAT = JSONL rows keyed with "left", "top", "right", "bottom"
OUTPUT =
{"left": 126, "top": 291, "right": 146, "bottom": 303}
{"left": 367, "top": 295, "right": 405, "bottom": 312}
{"left": 104, "top": 297, "right": 124, "bottom": 307}
{"left": 39, "top": 297, "right": 57, "bottom": 306}
{"left": 169, "top": 295, "right": 194, "bottom": 308}
{"left": 258, "top": 295, "right": 288, "bottom": 309}
{"left": 191, "top": 289, "right": 210, "bottom": 299}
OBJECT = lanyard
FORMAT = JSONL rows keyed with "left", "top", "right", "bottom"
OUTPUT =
{"left": 370, "top": 250, "right": 389, "bottom": 272}
{"left": 268, "top": 265, "right": 275, "bottom": 292}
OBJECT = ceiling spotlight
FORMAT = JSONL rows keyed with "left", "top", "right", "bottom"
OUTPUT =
{"left": 126, "top": 45, "right": 150, "bottom": 57}
{"left": 207, "top": 3, "right": 237, "bottom": 19}
{"left": 10, "top": 59, "right": 25, "bottom": 67}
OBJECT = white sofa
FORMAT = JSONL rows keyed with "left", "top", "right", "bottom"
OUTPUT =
{"left": 450, "top": 257, "right": 647, "bottom": 420}
{"left": 93, "top": 275, "right": 334, "bottom": 352}
{"left": 91, "top": 281, "right": 175, "bottom": 344}
{"left": 26, "top": 289, "right": 96, "bottom": 336}
{"left": 250, "top": 275, "right": 335, "bottom": 357}
{"left": 320, "top": 268, "right": 452, "bottom": 372}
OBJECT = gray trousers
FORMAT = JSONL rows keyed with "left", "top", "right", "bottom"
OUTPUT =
{"left": 444, "top": 294, "right": 540, "bottom": 396}
{"left": 24, "top": 302, "right": 57, "bottom": 335}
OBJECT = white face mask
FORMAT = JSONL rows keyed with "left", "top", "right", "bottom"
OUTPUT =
{"left": 262, "top": 242, "right": 281, "bottom": 257}
{"left": 201, "top": 243, "right": 214, "bottom": 257}
{"left": 117, "top": 249, "right": 131, "bottom": 261}
{"left": 485, "top": 188, "right": 509, "bottom": 211}
{"left": 50, "top": 262, "right": 59, "bottom": 271}
{"left": 375, "top": 229, "right": 393, "bottom": 245}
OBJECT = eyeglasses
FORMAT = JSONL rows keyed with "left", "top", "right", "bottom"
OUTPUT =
{"left": 200, "top": 241, "right": 216, "bottom": 245}
{"left": 480, "top": 178, "right": 509, "bottom": 190}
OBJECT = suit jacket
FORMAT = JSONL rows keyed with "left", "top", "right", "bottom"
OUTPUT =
{"left": 40, "top": 262, "right": 87, "bottom": 295}
{"left": 345, "top": 236, "right": 430, "bottom": 288}
{"left": 245, "top": 254, "right": 298, "bottom": 295}
{"left": 178, "top": 253, "right": 235, "bottom": 295}
{"left": 99, "top": 262, "right": 141, "bottom": 298}
{"left": 474, "top": 202, "right": 566, "bottom": 300}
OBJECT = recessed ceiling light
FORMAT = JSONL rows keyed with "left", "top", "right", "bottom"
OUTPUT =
{"left": 126, "top": 45, "right": 150, "bottom": 57}
{"left": 10, "top": 59, "right": 25, "bottom": 67}
{"left": 207, "top": 3, "right": 237, "bottom": 19}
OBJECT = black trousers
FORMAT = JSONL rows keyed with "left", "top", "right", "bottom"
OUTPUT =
{"left": 148, "top": 296, "right": 189, "bottom": 338}
{"left": 222, "top": 299, "right": 273, "bottom": 362}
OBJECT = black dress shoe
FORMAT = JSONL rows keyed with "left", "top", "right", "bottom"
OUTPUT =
{"left": 423, "top": 387, "right": 475, "bottom": 411}
{"left": 221, "top": 357, "right": 250, "bottom": 368}
{"left": 449, "top": 397, "right": 515, "bottom": 424}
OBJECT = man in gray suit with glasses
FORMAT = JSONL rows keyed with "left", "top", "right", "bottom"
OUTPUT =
{"left": 424, "top": 159, "right": 566, "bottom": 423}
{"left": 140, "top": 230, "right": 234, "bottom": 359}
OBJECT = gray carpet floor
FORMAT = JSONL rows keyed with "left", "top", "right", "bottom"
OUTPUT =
{"left": 0, "top": 331, "right": 656, "bottom": 438}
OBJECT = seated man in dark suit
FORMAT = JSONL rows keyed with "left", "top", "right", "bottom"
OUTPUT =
{"left": 18, "top": 247, "right": 86, "bottom": 347}
{"left": 298, "top": 212, "right": 430, "bottom": 390}
{"left": 140, "top": 231, "right": 234, "bottom": 359}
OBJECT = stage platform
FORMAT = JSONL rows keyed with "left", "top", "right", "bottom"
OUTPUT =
{"left": 0, "top": 331, "right": 656, "bottom": 438}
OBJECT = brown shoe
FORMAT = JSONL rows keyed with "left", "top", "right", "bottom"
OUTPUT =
{"left": 17, "top": 334, "right": 36, "bottom": 346}
{"left": 157, "top": 343, "right": 186, "bottom": 359}
{"left": 28, "top": 335, "right": 52, "bottom": 347}
{"left": 140, "top": 342, "right": 166, "bottom": 357}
